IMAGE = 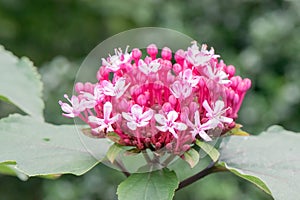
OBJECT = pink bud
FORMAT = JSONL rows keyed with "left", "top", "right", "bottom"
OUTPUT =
{"left": 132, "top": 48, "right": 142, "bottom": 61}
{"left": 147, "top": 44, "right": 158, "bottom": 59}
{"left": 169, "top": 95, "right": 177, "bottom": 105}
{"left": 182, "top": 144, "right": 190, "bottom": 152}
{"left": 137, "top": 94, "right": 147, "bottom": 106}
{"left": 166, "top": 143, "right": 173, "bottom": 150}
{"left": 75, "top": 82, "right": 84, "bottom": 93}
{"left": 155, "top": 142, "right": 162, "bottom": 149}
{"left": 85, "top": 82, "right": 94, "bottom": 93}
{"left": 174, "top": 49, "right": 185, "bottom": 65}
{"left": 162, "top": 102, "right": 173, "bottom": 113}
{"left": 173, "top": 63, "right": 182, "bottom": 74}
{"left": 226, "top": 65, "right": 236, "bottom": 78}
{"left": 161, "top": 47, "right": 172, "bottom": 60}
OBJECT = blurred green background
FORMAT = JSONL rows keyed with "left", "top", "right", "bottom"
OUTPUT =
{"left": 0, "top": 0, "right": 299, "bottom": 199}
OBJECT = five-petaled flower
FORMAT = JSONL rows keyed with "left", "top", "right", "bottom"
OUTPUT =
{"left": 122, "top": 104, "right": 154, "bottom": 130}
{"left": 102, "top": 78, "right": 130, "bottom": 99}
{"left": 59, "top": 94, "right": 93, "bottom": 118}
{"left": 203, "top": 100, "right": 233, "bottom": 127}
{"left": 155, "top": 111, "right": 188, "bottom": 139}
{"left": 189, "top": 111, "right": 214, "bottom": 141}
{"left": 102, "top": 46, "right": 131, "bottom": 71}
{"left": 138, "top": 59, "right": 161, "bottom": 75}
{"left": 88, "top": 102, "right": 120, "bottom": 133}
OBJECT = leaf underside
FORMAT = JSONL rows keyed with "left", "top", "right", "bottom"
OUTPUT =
{"left": 219, "top": 125, "right": 300, "bottom": 200}
{"left": 0, "top": 114, "right": 110, "bottom": 177}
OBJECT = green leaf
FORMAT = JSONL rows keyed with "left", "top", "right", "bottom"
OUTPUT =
{"left": 183, "top": 148, "right": 200, "bottom": 168}
{"left": 106, "top": 143, "right": 135, "bottom": 163}
{"left": 195, "top": 140, "right": 220, "bottom": 162}
{"left": 219, "top": 125, "right": 300, "bottom": 200}
{"left": 117, "top": 168, "right": 179, "bottom": 200}
{"left": 0, "top": 114, "right": 111, "bottom": 177}
{"left": 0, "top": 162, "right": 28, "bottom": 181}
{"left": 226, "top": 124, "right": 250, "bottom": 136}
{"left": 0, "top": 45, "right": 44, "bottom": 120}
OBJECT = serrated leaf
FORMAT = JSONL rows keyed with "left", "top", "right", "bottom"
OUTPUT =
{"left": 183, "top": 148, "right": 200, "bottom": 168}
{"left": 0, "top": 45, "right": 44, "bottom": 120}
{"left": 219, "top": 125, "right": 300, "bottom": 200}
{"left": 117, "top": 168, "right": 179, "bottom": 200}
{"left": 0, "top": 114, "right": 111, "bottom": 177}
{"left": 195, "top": 140, "right": 220, "bottom": 162}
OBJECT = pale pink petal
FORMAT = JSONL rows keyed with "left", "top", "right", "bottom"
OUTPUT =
{"left": 131, "top": 104, "right": 143, "bottom": 117}
{"left": 155, "top": 114, "right": 167, "bottom": 125}
{"left": 168, "top": 128, "right": 178, "bottom": 139}
{"left": 174, "top": 122, "right": 188, "bottom": 131}
{"left": 167, "top": 111, "right": 179, "bottom": 122}
{"left": 214, "top": 100, "right": 225, "bottom": 113}
{"left": 194, "top": 111, "right": 201, "bottom": 127}
{"left": 60, "top": 103, "right": 73, "bottom": 114}
{"left": 203, "top": 100, "right": 213, "bottom": 114}
{"left": 170, "top": 81, "right": 181, "bottom": 98}
{"left": 156, "top": 125, "right": 168, "bottom": 132}
{"left": 109, "top": 114, "right": 120, "bottom": 124}
{"left": 220, "top": 116, "right": 233, "bottom": 124}
{"left": 122, "top": 112, "right": 133, "bottom": 121}
{"left": 199, "top": 131, "right": 212, "bottom": 141}
{"left": 127, "top": 121, "right": 137, "bottom": 130}
{"left": 103, "top": 102, "right": 113, "bottom": 120}
{"left": 140, "top": 109, "right": 153, "bottom": 122}
{"left": 88, "top": 116, "right": 103, "bottom": 124}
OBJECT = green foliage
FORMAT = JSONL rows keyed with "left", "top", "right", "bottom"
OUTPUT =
{"left": 0, "top": 114, "right": 110, "bottom": 176}
{"left": 183, "top": 148, "right": 200, "bottom": 168}
{"left": 0, "top": 45, "right": 44, "bottom": 120}
{"left": 117, "top": 169, "right": 178, "bottom": 200}
{"left": 195, "top": 140, "right": 220, "bottom": 162}
{"left": 218, "top": 126, "right": 300, "bottom": 200}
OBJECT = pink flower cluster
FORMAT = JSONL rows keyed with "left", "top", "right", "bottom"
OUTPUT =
{"left": 59, "top": 41, "right": 251, "bottom": 155}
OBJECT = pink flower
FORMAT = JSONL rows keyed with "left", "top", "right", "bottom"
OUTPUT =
{"left": 185, "top": 41, "right": 219, "bottom": 67}
{"left": 204, "top": 63, "right": 231, "bottom": 85}
{"left": 101, "top": 46, "right": 131, "bottom": 71}
{"left": 155, "top": 111, "right": 187, "bottom": 139}
{"left": 82, "top": 84, "right": 105, "bottom": 106}
{"left": 179, "top": 68, "right": 201, "bottom": 87}
{"left": 59, "top": 94, "right": 93, "bottom": 118}
{"left": 189, "top": 111, "right": 213, "bottom": 141}
{"left": 138, "top": 59, "right": 161, "bottom": 75}
{"left": 170, "top": 81, "right": 192, "bottom": 99}
{"left": 203, "top": 100, "right": 233, "bottom": 127}
{"left": 88, "top": 102, "right": 120, "bottom": 132}
{"left": 122, "top": 104, "right": 154, "bottom": 130}
{"left": 102, "top": 78, "right": 130, "bottom": 99}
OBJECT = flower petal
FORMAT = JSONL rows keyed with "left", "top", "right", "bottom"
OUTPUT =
{"left": 174, "top": 122, "right": 187, "bottom": 131}
{"left": 103, "top": 102, "right": 113, "bottom": 120}
{"left": 167, "top": 111, "right": 179, "bottom": 122}
{"left": 122, "top": 112, "right": 133, "bottom": 121}
{"left": 155, "top": 114, "right": 166, "bottom": 125}
{"left": 127, "top": 121, "right": 137, "bottom": 130}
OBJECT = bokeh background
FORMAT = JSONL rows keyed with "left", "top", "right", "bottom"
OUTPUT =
{"left": 0, "top": 0, "right": 299, "bottom": 199}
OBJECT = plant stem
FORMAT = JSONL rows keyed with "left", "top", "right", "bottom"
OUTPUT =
{"left": 176, "top": 161, "right": 227, "bottom": 191}
{"left": 114, "top": 159, "right": 130, "bottom": 177}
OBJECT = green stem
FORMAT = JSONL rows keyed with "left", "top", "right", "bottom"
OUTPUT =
{"left": 176, "top": 161, "right": 228, "bottom": 191}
